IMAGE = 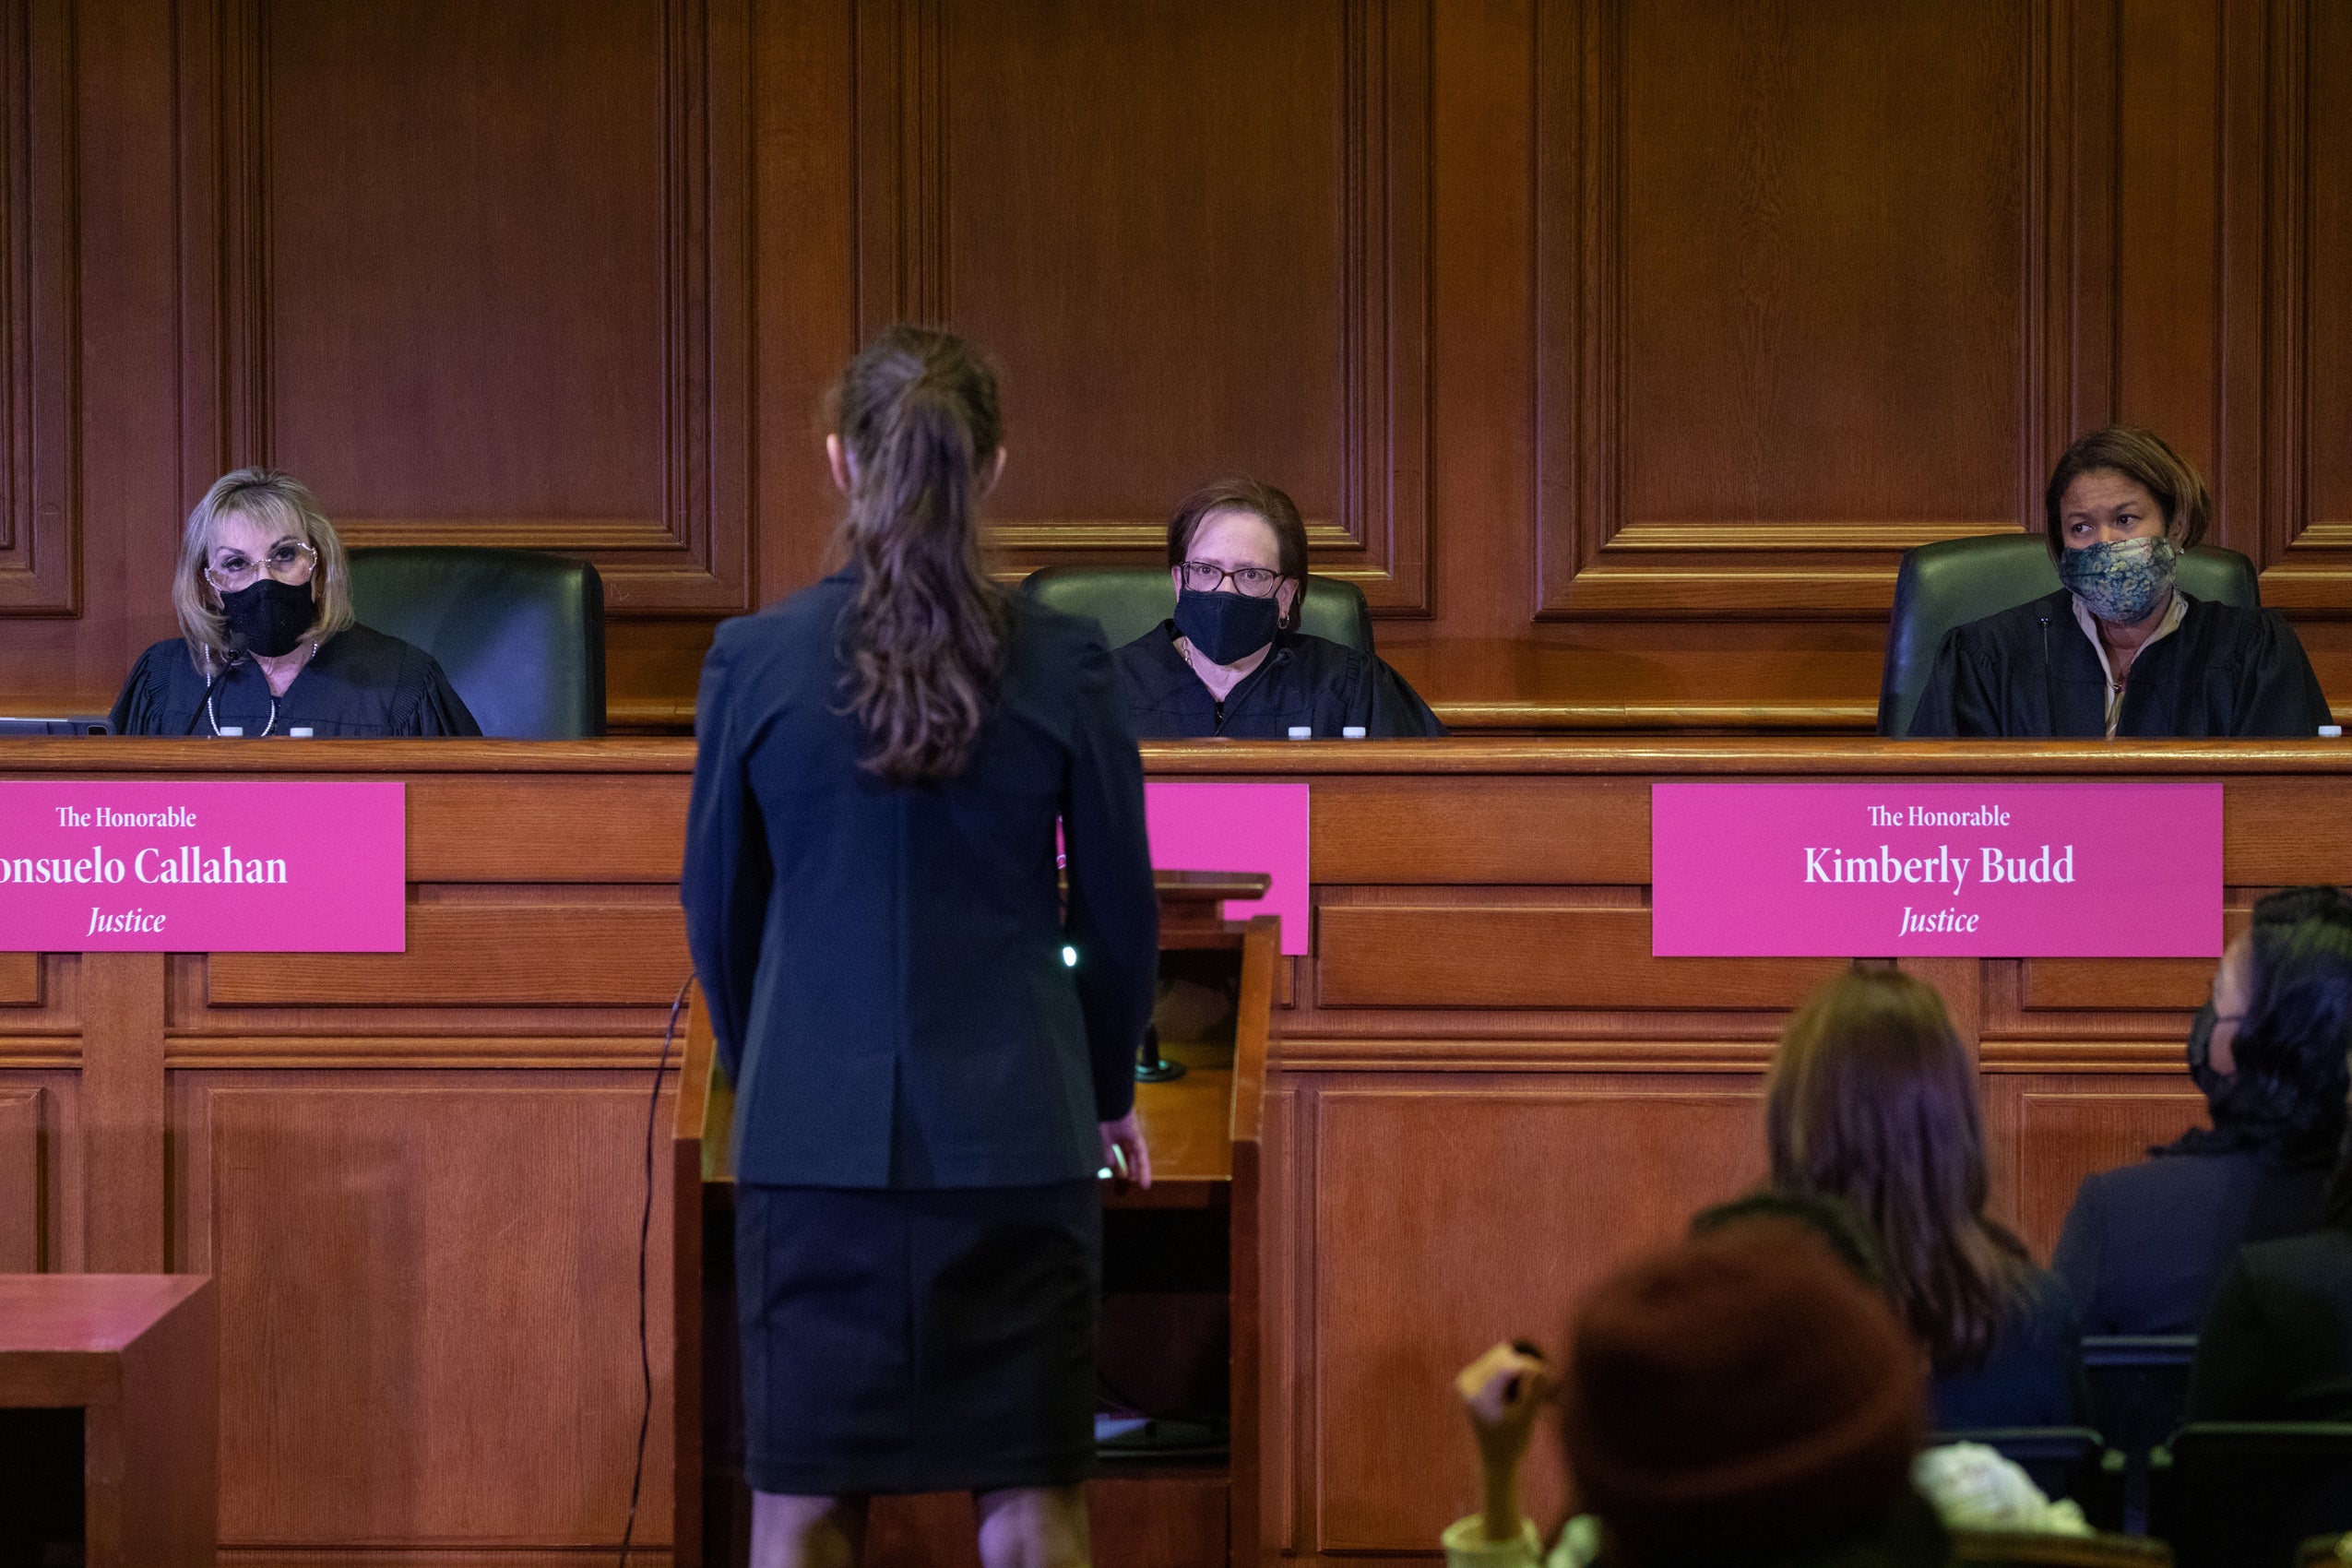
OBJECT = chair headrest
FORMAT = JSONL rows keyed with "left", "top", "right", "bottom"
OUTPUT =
{"left": 1019, "top": 566, "right": 1376, "bottom": 655}
{"left": 347, "top": 546, "right": 607, "bottom": 738}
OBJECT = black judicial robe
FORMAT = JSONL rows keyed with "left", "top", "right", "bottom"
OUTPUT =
{"left": 110, "top": 625, "right": 481, "bottom": 737}
{"left": 1907, "top": 589, "right": 2333, "bottom": 739}
{"left": 1114, "top": 622, "right": 1448, "bottom": 740}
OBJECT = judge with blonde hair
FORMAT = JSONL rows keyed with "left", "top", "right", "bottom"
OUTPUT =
{"left": 110, "top": 468, "right": 478, "bottom": 737}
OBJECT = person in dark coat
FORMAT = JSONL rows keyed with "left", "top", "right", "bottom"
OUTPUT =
{"left": 1764, "top": 968, "right": 2085, "bottom": 1431}
{"left": 682, "top": 326, "right": 1159, "bottom": 1568}
{"left": 2190, "top": 1227, "right": 2352, "bottom": 1421}
{"left": 2055, "top": 887, "right": 2352, "bottom": 1333}
{"left": 1114, "top": 476, "right": 1445, "bottom": 740}
{"left": 1909, "top": 426, "right": 2331, "bottom": 739}
{"left": 110, "top": 468, "right": 479, "bottom": 738}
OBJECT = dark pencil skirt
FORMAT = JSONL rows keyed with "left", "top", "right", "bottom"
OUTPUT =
{"left": 736, "top": 1179, "right": 1102, "bottom": 1496}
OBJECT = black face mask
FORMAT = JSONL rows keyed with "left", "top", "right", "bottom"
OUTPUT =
{"left": 218, "top": 576, "right": 316, "bottom": 659}
{"left": 1172, "top": 588, "right": 1281, "bottom": 668}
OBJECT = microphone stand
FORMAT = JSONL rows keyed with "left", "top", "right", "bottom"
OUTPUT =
{"left": 1134, "top": 1022, "right": 1185, "bottom": 1083}
{"left": 184, "top": 649, "right": 249, "bottom": 735}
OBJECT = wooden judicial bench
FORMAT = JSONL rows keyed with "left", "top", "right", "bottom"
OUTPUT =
{"left": 0, "top": 735, "right": 2345, "bottom": 1566}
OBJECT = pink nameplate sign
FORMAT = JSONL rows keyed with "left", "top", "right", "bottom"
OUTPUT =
{"left": 1144, "top": 782, "right": 1312, "bottom": 955}
{"left": 0, "top": 781, "right": 406, "bottom": 952}
{"left": 1652, "top": 782, "right": 2222, "bottom": 957}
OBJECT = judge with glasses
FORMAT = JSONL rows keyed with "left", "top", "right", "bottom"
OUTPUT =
{"left": 110, "top": 469, "right": 479, "bottom": 737}
{"left": 1113, "top": 477, "right": 1444, "bottom": 739}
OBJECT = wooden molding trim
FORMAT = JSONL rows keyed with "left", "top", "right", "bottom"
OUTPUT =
{"left": 7, "top": 734, "right": 2352, "bottom": 777}
{"left": 1432, "top": 701, "right": 1878, "bottom": 731}
{"left": 335, "top": 517, "right": 683, "bottom": 554}
{"left": 1277, "top": 1036, "right": 1777, "bottom": 1072}
{"left": 0, "top": 0, "right": 79, "bottom": 615}
{"left": 1979, "top": 1039, "right": 2192, "bottom": 1073}
{"left": 1599, "top": 521, "right": 2025, "bottom": 553}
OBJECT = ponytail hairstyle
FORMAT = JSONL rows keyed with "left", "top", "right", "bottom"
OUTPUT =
{"left": 829, "top": 325, "right": 1009, "bottom": 785}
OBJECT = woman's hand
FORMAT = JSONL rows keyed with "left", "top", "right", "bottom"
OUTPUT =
{"left": 1099, "top": 1110, "right": 1152, "bottom": 1192}
{"left": 1455, "top": 1341, "right": 1554, "bottom": 1543}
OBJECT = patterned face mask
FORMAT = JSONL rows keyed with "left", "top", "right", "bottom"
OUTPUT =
{"left": 2059, "top": 534, "right": 2179, "bottom": 625}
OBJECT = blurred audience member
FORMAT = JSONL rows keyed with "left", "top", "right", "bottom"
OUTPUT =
{"left": 2188, "top": 1083, "right": 2352, "bottom": 1420}
{"left": 1767, "top": 968, "right": 2084, "bottom": 1429}
{"left": 1447, "top": 1224, "right": 1942, "bottom": 1568}
{"left": 1445, "top": 1203, "right": 2088, "bottom": 1568}
{"left": 2057, "top": 886, "right": 2352, "bottom": 1333}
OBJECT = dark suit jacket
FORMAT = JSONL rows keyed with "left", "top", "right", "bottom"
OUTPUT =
{"left": 1931, "top": 1265, "right": 2087, "bottom": 1431}
{"left": 2189, "top": 1229, "right": 2352, "bottom": 1420}
{"left": 682, "top": 571, "right": 1159, "bottom": 1189}
{"left": 2054, "top": 1150, "right": 2329, "bottom": 1334}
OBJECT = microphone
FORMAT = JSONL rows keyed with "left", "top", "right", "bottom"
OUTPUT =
{"left": 184, "top": 647, "right": 248, "bottom": 735}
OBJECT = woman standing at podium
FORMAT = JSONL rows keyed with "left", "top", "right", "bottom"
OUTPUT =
{"left": 683, "top": 326, "right": 1158, "bottom": 1568}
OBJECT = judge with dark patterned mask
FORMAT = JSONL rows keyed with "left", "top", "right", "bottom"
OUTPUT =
{"left": 110, "top": 469, "right": 479, "bottom": 738}
{"left": 1113, "top": 477, "right": 1445, "bottom": 740}
{"left": 1908, "top": 425, "right": 2333, "bottom": 738}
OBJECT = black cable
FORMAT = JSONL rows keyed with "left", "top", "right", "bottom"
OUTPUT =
{"left": 2038, "top": 614, "right": 2058, "bottom": 726}
{"left": 620, "top": 980, "right": 691, "bottom": 1567}
{"left": 184, "top": 654, "right": 245, "bottom": 735}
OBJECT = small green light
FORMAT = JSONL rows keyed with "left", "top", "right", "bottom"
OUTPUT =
{"left": 1062, "top": 945, "right": 1079, "bottom": 967}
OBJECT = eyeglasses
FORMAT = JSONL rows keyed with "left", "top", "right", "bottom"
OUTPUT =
{"left": 1180, "top": 560, "right": 1283, "bottom": 598}
{"left": 205, "top": 539, "right": 317, "bottom": 593}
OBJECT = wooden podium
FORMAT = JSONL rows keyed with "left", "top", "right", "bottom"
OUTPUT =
{"left": 671, "top": 873, "right": 1279, "bottom": 1567}
{"left": 0, "top": 1274, "right": 216, "bottom": 1566}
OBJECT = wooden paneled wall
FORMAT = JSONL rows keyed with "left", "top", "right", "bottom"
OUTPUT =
{"left": 0, "top": 0, "right": 2344, "bottom": 728}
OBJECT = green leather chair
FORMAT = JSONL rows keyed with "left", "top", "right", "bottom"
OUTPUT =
{"left": 2150, "top": 1424, "right": 2352, "bottom": 1568}
{"left": 1019, "top": 565, "right": 1376, "bottom": 656}
{"left": 348, "top": 546, "right": 607, "bottom": 738}
{"left": 1877, "top": 534, "right": 2260, "bottom": 738}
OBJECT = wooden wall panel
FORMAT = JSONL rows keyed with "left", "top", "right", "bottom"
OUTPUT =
{"left": 176, "top": 1075, "right": 674, "bottom": 1551}
{"left": 1317, "top": 905, "right": 1843, "bottom": 1011}
{"left": 2115, "top": 0, "right": 2222, "bottom": 475}
{"left": 2019, "top": 957, "right": 2213, "bottom": 1013}
{"left": 0, "top": 950, "right": 38, "bottom": 1005}
{"left": 205, "top": 904, "right": 690, "bottom": 1007}
{"left": 1311, "top": 776, "right": 1649, "bottom": 885}
{"left": 2309, "top": 0, "right": 2352, "bottom": 570}
{"left": 2222, "top": 0, "right": 2352, "bottom": 614}
{"left": 405, "top": 775, "right": 689, "bottom": 883}
{"left": 175, "top": 0, "right": 751, "bottom": 613}
{"left": 0, "top": 0, "right": 77, "bottom": 614}
{"left": 0, "top": 1083, "right": 45, "bottom": 1269}
{"left": 2003, "top": 1083, "right": 2209, "bottom": 1261}
{"left": 1532, "top": 0, "right": 2091, "bottom": 619}
{"left": 1306, "top": 1081, "right": 1766, "bottom": 1552}
{"left": 10, "top": 0, "right": 2352, "bottom": 724}
{"left": 861, "top": 0, "right": 1431, "bottom": 612}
